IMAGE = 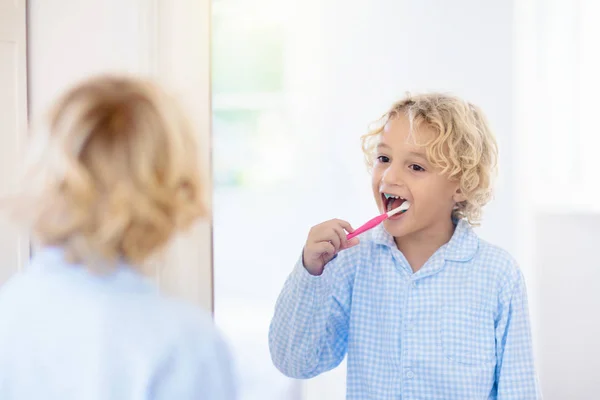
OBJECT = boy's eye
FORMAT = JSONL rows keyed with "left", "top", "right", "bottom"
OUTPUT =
{"left": 409, "top": 164, "right": 425, "bottom": 172}
{"left": 376, "top": 155, "right": 390, "bottom": 163}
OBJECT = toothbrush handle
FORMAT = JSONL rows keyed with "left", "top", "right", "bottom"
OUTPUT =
{"left": 347, "top": 214, "right": 388, "bottom": 240}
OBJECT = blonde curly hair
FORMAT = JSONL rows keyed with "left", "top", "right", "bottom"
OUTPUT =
{"left": 16, "top": 75, "right": 206, "bottom": 268}
{"left": 361, "top": 93, "right": 498, "bottom": 225}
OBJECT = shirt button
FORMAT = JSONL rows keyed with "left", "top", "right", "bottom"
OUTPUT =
{"left": 406, "top": 370, "right": 414, "bottom": 379}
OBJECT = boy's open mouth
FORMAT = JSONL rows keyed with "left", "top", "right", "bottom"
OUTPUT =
{"left": 382, "top": 193, "right": 407, "bottom": 213}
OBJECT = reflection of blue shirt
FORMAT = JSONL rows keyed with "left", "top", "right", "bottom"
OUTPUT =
{"left": 269, "top": 220, "right": 541, "bottom": 399}
{"left": 0, "top": 247, "right": 236, "bottom": 400}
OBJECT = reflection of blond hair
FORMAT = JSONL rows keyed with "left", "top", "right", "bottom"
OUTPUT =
{"left": 19, "top": 75, "right": 206, "bottom": 267}
{"left": 361, "top": 93, "right": 498, "bottom": 225}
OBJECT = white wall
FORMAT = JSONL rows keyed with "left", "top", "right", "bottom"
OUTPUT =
{"left": 0, "top": 0, "right": 29, "bottom": 283}
{"left": 515, "top": 1, "right": 600, "bottom": 398}
{"left": 27, "top": 0, "right": 151, "bottom": 117}
{"left": 535, "top": 213, "right": 600, "bottom": 398}
{"left": 27, "top": 0, "right": 213, "bottom": 311}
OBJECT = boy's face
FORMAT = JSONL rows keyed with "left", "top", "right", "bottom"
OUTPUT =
{"left": 371, "top": 116, "right": 465, "bottom": 239}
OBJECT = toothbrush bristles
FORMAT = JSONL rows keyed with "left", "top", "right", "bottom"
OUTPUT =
{"left": 388, "top": 201, "right": 410, "bottom": 216}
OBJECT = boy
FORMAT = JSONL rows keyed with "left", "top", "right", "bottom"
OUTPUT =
{"left": 269, "top": 94, "right": 540, "bottom": 399}
{"left": 0, "top": 75, "right": 236, "bottom": 399}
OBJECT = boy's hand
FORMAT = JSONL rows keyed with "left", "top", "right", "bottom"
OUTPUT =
{"left": 302, "top": 219, "right": 360, "bottom": 276}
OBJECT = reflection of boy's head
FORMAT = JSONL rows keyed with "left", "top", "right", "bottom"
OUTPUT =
{"left": 362, "top": 93, "right": 498, "bottom": 225}
{"left": 22, "top": 75, "right": 206, "bottom": 267}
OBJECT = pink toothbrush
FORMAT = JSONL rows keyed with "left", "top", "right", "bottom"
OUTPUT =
{"left": 347, "top": 201, "right": 411, "bottom": 240}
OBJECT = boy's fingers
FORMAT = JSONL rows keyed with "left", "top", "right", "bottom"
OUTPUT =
{"left": 342, "top": 237, "right": 360, "bottom": 249}
{"left": 313, "top": 227, "right": 343, "bottom": 251}
{"left": 341, "top": 237, "right": 360, "bottom": 249}
{"left": 332, "top": 226, "right": 347, "bottom": 249}
{"left": 315, "top": 241, "right": 336, "bottom": 257}
{"left": 335, "top": 219, "right": 355, "bottom": 233}
{"left": 321, "top": 234, "right": 341, "bottom": 252}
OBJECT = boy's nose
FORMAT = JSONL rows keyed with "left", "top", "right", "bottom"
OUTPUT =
{"left": 382, "top": 164, "right": 405, "bottom": 186}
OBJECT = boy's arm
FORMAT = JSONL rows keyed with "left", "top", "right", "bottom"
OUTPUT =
{"left": 268, "top": 247, "right": 358, "bottom": 379}
{"left": 494, "top": 267, "right": 541, "bottom": 399}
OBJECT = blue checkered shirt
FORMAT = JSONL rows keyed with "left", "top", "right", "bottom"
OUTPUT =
{"left": 269, "top": 220, "right": 541, "bottom": 399}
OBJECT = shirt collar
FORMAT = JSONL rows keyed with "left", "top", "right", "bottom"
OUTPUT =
{"left": 28, "top": 246, "right": 154, "bottom": 292}
{"left": 369, "top": 218, "right": 479, "bottom": 262}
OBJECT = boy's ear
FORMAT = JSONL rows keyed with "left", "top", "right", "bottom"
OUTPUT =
{"left": 453, "top": 187, "right": 467, "bottom": 203}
